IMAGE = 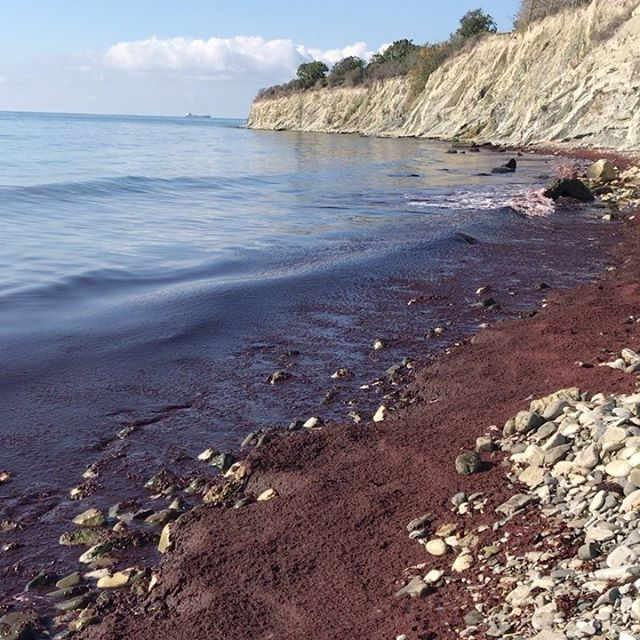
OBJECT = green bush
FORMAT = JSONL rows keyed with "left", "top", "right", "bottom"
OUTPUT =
{"left": 296, "top": 61, "right": 329, "bottom": 89}
{"left": 453, "top": 9, "right": 498, "bottom": 41}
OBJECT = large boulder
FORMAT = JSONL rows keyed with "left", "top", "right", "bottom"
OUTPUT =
{"left": 586, "top": 159, "right": 618, "bottom": 182}
{"left": 543, "top": 178, "right": 594, "bottom": 202}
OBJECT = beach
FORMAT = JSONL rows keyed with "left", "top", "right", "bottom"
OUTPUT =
{"left": 75, "top": 158, "right": 640, "bottom": 639}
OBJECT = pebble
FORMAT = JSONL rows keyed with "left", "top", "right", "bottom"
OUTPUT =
{"left": 605, "top": 459, "right": 632, "bottom": 477}
{"left": 425, "top": 539, "right": 447, "bottom": 556}
{"left": 158, "top": 523, "right": 172, "bottom": 554}
{"left": 97, "top": 571, "right": 130, "bottom": 588}
{"left": 72, "top": 508, "right": 105, "bottom": 528}
{"left": 394, "top": 576, "right": 428, "bottom": 598}
{"left": 452, "top": 551, "right": 473, "bottom": 572}
{"left": 372, "top": 405, "right": 387, "bottom": 423}
{"left": 257, "top": 488, "right": 277, "bottom": 502}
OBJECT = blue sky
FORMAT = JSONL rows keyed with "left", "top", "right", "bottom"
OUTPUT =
{"left": 0, "top": 1, "right": 519, "bottom": 117}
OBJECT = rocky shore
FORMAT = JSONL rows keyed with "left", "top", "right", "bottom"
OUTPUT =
{"left": 3, "top": 157, "right": 640, "bottom": 639}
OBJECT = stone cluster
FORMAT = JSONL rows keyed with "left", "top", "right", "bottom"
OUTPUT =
{"left": 396, "top": 381, "right": 640, "bottom": 640}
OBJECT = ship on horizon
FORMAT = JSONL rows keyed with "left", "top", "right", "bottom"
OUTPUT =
{"left": 184, "top": 112, "right": 211, "bottom": 119}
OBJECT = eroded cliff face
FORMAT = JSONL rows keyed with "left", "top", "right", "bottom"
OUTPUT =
{"left": 248, "top": 0, "right": 640, "bottom": 149}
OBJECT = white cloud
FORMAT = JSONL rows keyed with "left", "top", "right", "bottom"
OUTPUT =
{"left": 104, "top": 35, "right": 375, "bottom": 77}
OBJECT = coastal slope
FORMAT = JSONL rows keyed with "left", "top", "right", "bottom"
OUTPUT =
{"left": 248, "top": 0, "right": 640, "bottom": 149}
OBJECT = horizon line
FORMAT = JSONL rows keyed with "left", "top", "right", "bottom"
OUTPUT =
{"left": 0, "top": 108, "right": 246, "bottom": 120}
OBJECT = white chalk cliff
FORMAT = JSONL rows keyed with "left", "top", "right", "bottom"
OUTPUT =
{"left": 248, "top": 0, "right": 640, "bottom": 150}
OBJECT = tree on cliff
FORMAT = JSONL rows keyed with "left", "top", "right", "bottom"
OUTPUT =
{"left": 296, "top": 61, "right": 329, "bottom": 89}
{"left": 453, "top": 9, "right": 498, "bottom": 40}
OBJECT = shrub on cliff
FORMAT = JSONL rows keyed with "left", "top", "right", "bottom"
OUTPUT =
{"left": 296, "top": 61, "right": 329, "bottom": 89}
{"left": 328, "top": 56, "right": 365, "bottom": 87}
{"left": 515, "top": 0, "right": 592, "bottom": 28}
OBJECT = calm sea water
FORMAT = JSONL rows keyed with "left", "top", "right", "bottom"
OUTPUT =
{"left": 0, "top": 111, "right": 619, "bottom": 598}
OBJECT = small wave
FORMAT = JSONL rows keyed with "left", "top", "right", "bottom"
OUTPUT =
{"left": 506, "top": 188, "right": 555, "bottom": 218}
{"left": 407, "top": 185, "right": 555, "bottom": 218}
{"left": 0, "top": 173, "right": 269, "bottom": 205}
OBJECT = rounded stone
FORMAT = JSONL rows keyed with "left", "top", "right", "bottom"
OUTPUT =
{"left": 455, "top": 451, "right": 481, "bottom": 475}
{"left": 606, "top": 545, "right": 637, "bottom": 569}
{"left": 605, "top": 459, "right": 632, "bottom": 478}
{"left": 452, "top": 551, "right": 473, "bottom": 572}
{"left": 425, "top": 539, "right": 447, "bottom": 556}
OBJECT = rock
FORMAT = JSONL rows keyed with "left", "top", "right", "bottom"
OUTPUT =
{"left": 56, "top": 573, "right": 81, "bottom": 590}
{"left": 601, "top": 426, "right": 628, "bottom": 453}
{"left": 72, "top": 508, "right": 105, "bottom": 528}
{"left": 491, "top": 158, "right": 517, "bottom": 174}
{"left": 606, "top": 545, "right": 638, "bottom": 568}
{"left": 605, "top": 459, "right": 632, "bottom": 478}
{"left": 158, "top": 523, "right": 172, "bottom": 554}
{"left": 586, "top": 159, "right": 618, "bottom": 182}
{"left": 464, "top": 610, "right": 484, "bottom": 626}
{"left": 578, "top": 542, "right": 600, "bottom": 561}
{"left": 629, "top": 468, "right": 640, "bottom": 487}
{"left": 632, "top": 599, "right": 640, "bottom": 620}
{"left": 59, "top": 527, "right": 105, "bottom": 547}
{"left": 543, "top": 444, "right": 571, "bottom": 465}
{"left": 330, "top": 368, "right": 351, "bottom": 379}
{"left": 455, "top": 451, "right": 481, "bottom": 475}
{"left": 0, "top": 610, "right": 44, "bottom": 640}
{"left": 621, "top": 489, "right": 640, "bottom": 511}
{"left": 303, "top": 416, "right": 323, "bottom": 429}
{"left": 257, "top": 488, "right": 277, "bottom": 502}
{"left": 394, "top": 576, "right": 428, "bottom": 598}
{"left": 97, "top": 571, "right": 130, "bottom": 588}
{"left": 425, "top": 539, "right": 447, "bottom": 556}
{"left": 406, "top": 514, "right": 430, "bottom": 533}
{"left": 78, "top": 542, "right": 115, "bottom": 564}
{"left": 514, "top": 410, "right": 545, "bottom": 434}
{"left": 210, "top": 452, "right": 237, "bottom": 472}
{"left": 423, "top": 569, "right": 443, "bottom": 584}
{"left": 373, "top": 338, "right": 386, "bottom": 350}
{"left": 519, "top": 466, "right": 545, "bottom": 488}
{"left": 372, "top": 405, "right": 387, "bottom": 423}
{"left": 592, "top": 565, "right": 640, "bottom": 582}
{"left": 531, "top": 603, "right": 557, "bottom": 630}
{"left": 574, "top": 444, "right": 600, "bottom": 469}
{"left": 197, "top": 448, "right": 218, "bottom": 462}
{"left": 267, "top": 370, "right": 290, "bottom": 384}
{"left": 543, "top": 178, "right": 594, "bottom": 202}
{"left": 452, "top": 551, "right": 473, "bottom": 572}
{"left": 496, "top": 494, "right": 538, "bottom": 517}
{"left": 475, "top": 436, "right": 495, "bottom": 453}
{"left": 0, "top": 471, "right": 11, "bottom": 484}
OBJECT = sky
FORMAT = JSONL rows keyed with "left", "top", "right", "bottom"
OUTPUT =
{"left": 0, "top": 1, "right": 520, "bottom": 118}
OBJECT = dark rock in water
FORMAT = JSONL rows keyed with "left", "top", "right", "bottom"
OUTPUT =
{"left": 446, "top": 149, "right": 458, "bottom": 154}
{"left": 145, "top": 470, "right": 181, "bottom": 494}
{"left": 543, "top": 178, "right": 594, "bottom": 202}
{"left": 25, "top": 571, "right": 58, "bottom": 592}
{"left": 211, "top": 452, "right": 236, "bottom": 472}
{"left": 456, "top": 233, "right": 479, "bottom": 245}
{"left": 0, "top": 610, "right": 45, "bottom": 640}
{"left": 469, "top": 146, "right": 481, "bottom": 153}
{"left": 287, "top": 419, "right": 303, "bottom": 432}
{"left": 455, "top": 451, "right": 482, "bottom": 475}
{"left": 535, "top": 282, "right": 551, "bottom": 290}
{"left": 491, "top": 158, "right": 517, "bottom": 174}
{"left": 268, "top": 370, "right": 291, "bottom": 385}
{"left": 407, "top": 173, "right": 421, "bottom": 178}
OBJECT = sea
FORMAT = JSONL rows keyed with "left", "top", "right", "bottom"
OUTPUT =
{"left": 0, "top": 111, "right": 619, "bottom": 599}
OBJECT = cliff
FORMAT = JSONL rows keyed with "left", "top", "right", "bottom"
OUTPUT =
{"left": 248, "top": 0, "right": 640, "bottom": 150}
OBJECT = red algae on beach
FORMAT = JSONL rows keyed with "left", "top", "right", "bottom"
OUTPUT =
{"left": 76, "top": 199, "right": 640, "bottom": 637}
